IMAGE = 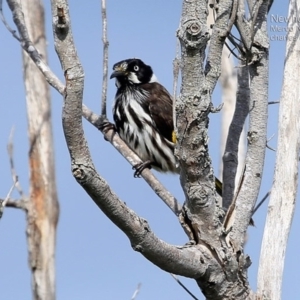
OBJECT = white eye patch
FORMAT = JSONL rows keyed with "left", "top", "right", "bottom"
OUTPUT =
{"left": 133, "top": 65, "right": 139, "bottom": 71}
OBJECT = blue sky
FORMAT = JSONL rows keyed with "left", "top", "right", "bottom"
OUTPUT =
{"left": 0, "top": 1, "right": 298, "bottom": 299}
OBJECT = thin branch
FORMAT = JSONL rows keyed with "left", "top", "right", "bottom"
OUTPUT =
{"left": 230, "top": 1, "right": 269, "bottom": 248}
{"left": 7, "top": 127, "right": 24, "bottom": 197}
{"left": 266, "top": 133, "right": 276, "bottom": 151}
{"left": 131, "top": 283, "right": 141, "bottom": 300}
{"left": 257, "top": 2, "right": 300, "bottom": 296}
{"left": 252, "top": 190, "right": 270, "bottom": 216}
{"left": 6, "top": 0, "right": 65, "bottom": 94}
{"left": 0, "top": 182, "right": 16, "bottom": 218}
{"left": 170, "top": 274, "right": 199, "bottom": 300}
{"left": 224, "top": 40, "right": 242, "bottom": 61}
{"left": 222, "top": 65, "right": 249, "bottom": 211}
{"left": 0, "top": 0, "right": 20, "bottom": 40}
{"left": 101, "top": 0, "right": 109, "bottom": 116}
{"left": 268, "top": 101, "right": 279, "bottom": 105}
{"left": 266, "top": 144, "right": 276, "bottom": 152}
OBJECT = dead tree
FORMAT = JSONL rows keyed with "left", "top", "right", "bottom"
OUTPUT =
{"left": 2, "top": 0, "right": 299, "bottom": 299}
{"left": 1, "top": 1, "right": 59, "bottom": 299}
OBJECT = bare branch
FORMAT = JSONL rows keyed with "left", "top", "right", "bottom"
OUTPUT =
{"left": 222, "top": 64, "right": 249, "bottom": 210}
{"left": 252, "top": 190, "right": 270, "bottom": 216}
{"left": 6, "top": 0, "right": 64, "bottom": 94}
{"left": 0, "top": 182, "right": 17, "bottom": 218}
{"left": 268, "top": 100, "right": 279, "bottom": 105}
{"left": 2, "top": 198, "right": 28, "bottom": 210}
{"left": 131, "top": 283, "right": 141, "bottom": 300}
{"left": 170, "top": 274, "right": 199, "bottom": 300}
{"left": 0, "top": 0, "right": 20, "bottom": 40}
{"left": 101, "top": 0, "right": 109, "bottom": 116}
{"left": 7, "top": 127, "right": 25, "bottom": 197}
{"left": 229, "top": 1, "right": 269, "bottom": 248}
{"left": 257, "top": 1, "right": 300, "bottom": 298}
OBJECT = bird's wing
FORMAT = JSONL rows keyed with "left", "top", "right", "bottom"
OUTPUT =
{"left": 141, "top": 82, "right": 174, "bottom": 143}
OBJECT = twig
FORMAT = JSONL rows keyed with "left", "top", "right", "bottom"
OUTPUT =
{"left": 252, "top": 190, "right": 270, "bottom": 216}
{"left": 266, "top": 133, "right": 276, "bottom": 151}
{"left": 0, "top": 0, "right": 20, "bottom": 40}
{"left": 268, "top": 101, "right": 279, "bottom": 105}
{"left": 7, "top": 127, "right": 24, "bottom": 197}
{"left": 131, "top": 283, "right": 141, "bottom": 300}
{"left": 5, "top": 0, "right": 65, "bottom": 94}
{"left": 224, "top": 40, "right": 242, "bottom": 61}
{"left": 0, "top": 182, "right": 16, "bottom": 218}
{"left": 266, "top": 144, "right": 276, "bottom": 152}
{"left": 101, "top": 0, "right": 109, "bottom": 116}
{"left": 170, "top": 274, "right": 198, "bottom": 300}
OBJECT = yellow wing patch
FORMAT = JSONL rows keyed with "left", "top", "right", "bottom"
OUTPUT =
{"left": 172, "top": 131, "right": 177, "bottom": 144}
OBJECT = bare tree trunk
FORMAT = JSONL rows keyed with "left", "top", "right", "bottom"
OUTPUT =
{"left": 22, "top": 1, "right": 59, "bottom": 299}
{"left": 257, "top": 0, "right": 300, "bottom": 299}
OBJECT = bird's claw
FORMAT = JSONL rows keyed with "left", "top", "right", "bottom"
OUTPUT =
{"left": 97, "top": 121, "right": 116, "bottom": 141}
{"left": 132, "top": 161, "right": 152, "bottom": 178}
{"left": 98, "top": 121, "right": 116, "bottom": 133}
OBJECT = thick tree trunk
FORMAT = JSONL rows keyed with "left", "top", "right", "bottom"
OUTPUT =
{"left": 257, "top": 0, "right": 300, "bottom": 299}
{"left": 22, "top": 1, "right": 59, "bottom": 299}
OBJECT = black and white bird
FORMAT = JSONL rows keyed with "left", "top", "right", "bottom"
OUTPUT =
{"left": 109, "top": 58, "right": 222, "bottom": 196}
{"left": 110, "top": 58, "right": 177, "bottom": 177}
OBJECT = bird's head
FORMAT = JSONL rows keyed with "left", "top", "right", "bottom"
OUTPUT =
{"left": 110, "top": 58, "right": 158, "bottom": 87}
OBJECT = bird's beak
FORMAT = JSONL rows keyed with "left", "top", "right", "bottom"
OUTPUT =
{"left": 110, "top": 70, "right": 126, "bottom": 79}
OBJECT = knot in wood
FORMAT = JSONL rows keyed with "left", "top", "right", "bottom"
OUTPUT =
{"left": 178, "top": 20, "right": 209, "bottom": 49}
{"left": 187, "top": 22, "right": 201, "bottom": 36}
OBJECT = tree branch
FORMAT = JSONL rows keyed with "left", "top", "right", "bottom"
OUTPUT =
{"left": 222, "top": 64, "right": 249, "bottom": 210}
{"left": 228, "top": 1, "right": 269, "bottom": 248}
{"left": 257, "top": 1, "right": 300, "bottom": 298}
{"left": 100, "top": 0, "right": 108, "bottom": 116}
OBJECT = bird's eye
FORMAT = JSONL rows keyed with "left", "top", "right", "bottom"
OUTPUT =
{"left": 133, "top": 65, "right": 139, "bottom": 72}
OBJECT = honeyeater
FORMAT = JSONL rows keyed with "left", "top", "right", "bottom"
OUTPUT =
{"left": 110, "top": 58, "right": 222, "bottom": 196}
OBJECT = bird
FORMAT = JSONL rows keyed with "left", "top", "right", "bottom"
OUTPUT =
{"left": 109, "top": 58, "right": 223, "bottom": 196}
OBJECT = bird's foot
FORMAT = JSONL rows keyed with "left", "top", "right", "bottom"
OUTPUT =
{"left": 98, "top": 120, "right": 116, "bottom": 133}
{"left": 97, "top": 121, "right": 116, "bottom": 141}
{"left": 133, "top": 161, "right": 152, "bottom": 178}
